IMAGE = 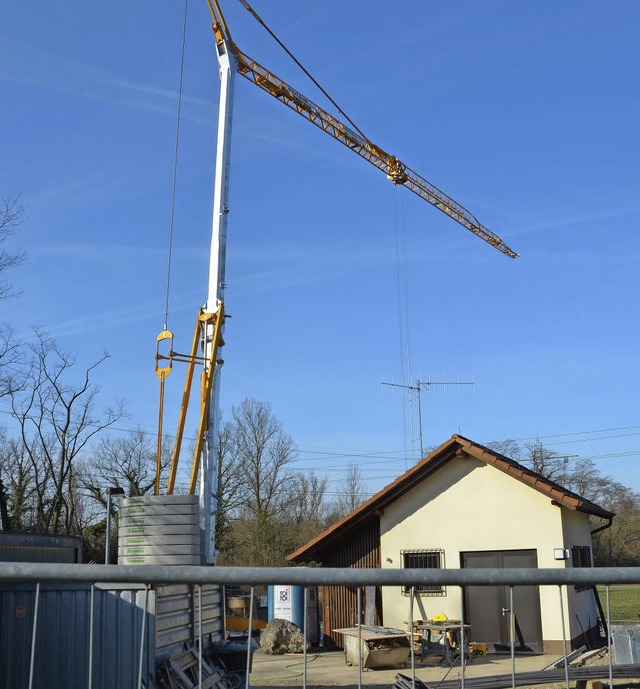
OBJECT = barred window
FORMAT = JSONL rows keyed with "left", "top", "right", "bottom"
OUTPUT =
{"left": 572, "top": 545, "right": 592, "bottom": 592}
{"left": 401, "top": 549, "right": 445, "bottom": 596}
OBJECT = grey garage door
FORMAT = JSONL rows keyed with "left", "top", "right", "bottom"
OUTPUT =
{"left": 461, "top": 549, "right": 543, "bottom": 654}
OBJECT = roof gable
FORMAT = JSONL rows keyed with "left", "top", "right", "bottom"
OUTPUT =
{"left": 288, "top": 434, "right": 614, "bottom": 562}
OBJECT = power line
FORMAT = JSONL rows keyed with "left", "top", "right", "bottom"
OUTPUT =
{"left": 504, "top": 425, "right": 640, "bottom": 442}
{"left": 2, "top": 406, "right": 640, "bottom": 463}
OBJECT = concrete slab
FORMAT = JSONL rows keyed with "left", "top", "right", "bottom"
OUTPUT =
{"left": 249, "top": 649, "right": 565, "bottom": 687}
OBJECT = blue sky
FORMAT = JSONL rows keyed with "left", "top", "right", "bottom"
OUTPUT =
{"left": 2, "top": 1, "right": 639, "bottom": 499}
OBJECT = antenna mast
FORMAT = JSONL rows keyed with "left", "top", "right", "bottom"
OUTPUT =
{"left": 382, "top": 373, "right": 475, "bottom": 461}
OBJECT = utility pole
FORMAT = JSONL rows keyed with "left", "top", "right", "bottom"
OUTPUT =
{"left": 382, "top": 373, "right": 475, "bottom": 460}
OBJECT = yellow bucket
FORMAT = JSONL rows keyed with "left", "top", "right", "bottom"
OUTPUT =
{"left": 470, "top": 642, "right": 487, "bottom": 656}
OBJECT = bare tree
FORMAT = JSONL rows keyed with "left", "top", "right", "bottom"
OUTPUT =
{"left": 232, "top": 397, "right": 297, "bottom": 519}
{"left": 563, "top": 458, "right": 600, "bottom": 500}
{"left": 589, "top": 478, "right": 640, "bottom": 566}
{"left": 485, "top": 438, "right": 522, "bottom": 460}
{"left": 332, "top": 463, "right": 368, "bottom": 518}
{"left": 218, "top": 397, "right": 297, "bottom": 566}
{"left": 522, "top": 441, "right": 569, "bottom": 483}
{"left": 286, "top": 472, "right": 328, "bottom": 525}
{"left": 82, "top": 428, "right": 172, "bottom": 505}
{"left": 0, "top": 195, "right": 26, "bottom": 300}
{"left": 9, "top": 332, "right": 125, "bottom": 534}
{"left": 0, "top": 196, "right": 26, "bottom": 403}
{"left": 0, "top": 428, "right": 39, "bottom": 531}
{"left": 0, "top": 326, "right": 24, "bottom": 401}
{"left": 77, "top": 428, "right": 172, "bottom": 562}
{"left": 283, "top": 471, "right": 329, "bottom": 548}
{"left": 215, "top": 419, "right": 244, "bottom": 556}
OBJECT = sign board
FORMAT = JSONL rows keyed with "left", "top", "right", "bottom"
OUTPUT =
{"left": 273, "top": 585, "right": 293, "bottom": 621}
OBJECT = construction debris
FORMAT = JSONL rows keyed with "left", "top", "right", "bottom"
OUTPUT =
{"left": 394, "top": 663, "right": 640, "bottom": 689}
{"left": 542, "top": 645, "right": 587, "bottom": 669}
{"left": 156, "top": 645, "right": 243, "bottom": 689}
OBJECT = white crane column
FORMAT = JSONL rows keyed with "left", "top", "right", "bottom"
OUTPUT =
{"left": 201, "top": 41, "right": 236, "bottom": 565}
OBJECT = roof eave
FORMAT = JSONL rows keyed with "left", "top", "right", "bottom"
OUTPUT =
{"left": 288, "top": 436, "right": 461, "bottom": 562}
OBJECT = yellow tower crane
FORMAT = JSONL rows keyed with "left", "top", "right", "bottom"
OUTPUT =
{"left": 208, "top": 0, "right": 518, "bottom": 257}
{"left": 154, "top": 0, "right": 519, "bottom": 563}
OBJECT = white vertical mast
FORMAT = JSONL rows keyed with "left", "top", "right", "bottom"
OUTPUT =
{"left": 201, "top": 33, "right": 236, "bottom": 565}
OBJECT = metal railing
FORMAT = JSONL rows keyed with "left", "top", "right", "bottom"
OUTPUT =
{"left": 2, "top": 563, "right": 640, "bottom": 689}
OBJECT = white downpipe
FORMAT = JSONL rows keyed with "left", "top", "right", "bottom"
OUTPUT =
{"left": 201, "top": 41, "right": 237, "bottom": 565}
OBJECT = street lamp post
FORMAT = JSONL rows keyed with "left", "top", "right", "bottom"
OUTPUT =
{"left": 105, "top": 487, "right": 125, "bottom": 564}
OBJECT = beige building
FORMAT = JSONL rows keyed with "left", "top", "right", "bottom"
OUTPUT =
{"left": 289, "top": 435, "right": 614, "bottom": 654}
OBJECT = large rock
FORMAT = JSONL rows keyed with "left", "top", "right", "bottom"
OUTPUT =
{"left": 260, "top": 618, "right": 310, "bottom": 655}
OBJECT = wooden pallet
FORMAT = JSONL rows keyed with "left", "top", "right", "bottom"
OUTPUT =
{"left": 159, "top": 646, "right": 230, "bottom": 689}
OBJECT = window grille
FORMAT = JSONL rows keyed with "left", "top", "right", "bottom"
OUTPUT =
{"left": 401, "top": 548, "right": 445, "bottom": 596}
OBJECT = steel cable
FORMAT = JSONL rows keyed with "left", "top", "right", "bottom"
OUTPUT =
{"left": 163, "top": 0, "right": 189, "bottom": 330}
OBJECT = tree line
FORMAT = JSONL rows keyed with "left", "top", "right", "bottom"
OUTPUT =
{"left": 2, "top": 342, "right": 639, "bottom": 567}
{"left": 0, "top": 372, "right": 365, "bottom": 563}
{"left": 214, "top": 397, "right": 367, "bottom": 566}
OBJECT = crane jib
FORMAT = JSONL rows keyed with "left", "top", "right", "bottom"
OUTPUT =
{"left": 234, "top": 50, "right": 518, "bottom": 259}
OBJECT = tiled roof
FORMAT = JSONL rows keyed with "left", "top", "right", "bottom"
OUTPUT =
{"left": 288, "top": 434, "right": 614, "bottom": 562}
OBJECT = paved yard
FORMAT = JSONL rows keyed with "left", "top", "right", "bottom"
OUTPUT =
{"left": 249, "top": 648, "right": 566, "bottom": 687}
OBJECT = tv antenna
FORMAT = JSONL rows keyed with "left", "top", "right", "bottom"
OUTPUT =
{"left": 381, "top": 373, "right": 475, "bottom": 461}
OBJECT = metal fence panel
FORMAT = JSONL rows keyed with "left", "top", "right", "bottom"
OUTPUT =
{"left": 3, "top": 562, "right": 640, "bottom": 587}
{"left": 612, "top": 626, "right": 640, "bottom": 664}
{"left": 2, "top": 562, "right": 640, "bottom": 689}
{"left": 0, "top": 583, "right": 154, "bottom": 689}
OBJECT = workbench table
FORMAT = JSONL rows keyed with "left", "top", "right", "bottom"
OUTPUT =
{"left": 416, "top": 621, "right": 472, "bottom": 665}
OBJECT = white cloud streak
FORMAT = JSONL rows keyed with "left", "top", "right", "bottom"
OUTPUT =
{"left": 0, "top": 37, "right": 215, "bottom": 123}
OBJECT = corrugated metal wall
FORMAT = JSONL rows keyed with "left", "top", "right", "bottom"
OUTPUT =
{"left": 0, "top": 545, "right": 78, "bottom": 563}
{"left": 155, "top": 584, "right": 223, "bottom": 662}
{"left": 319, "top": 517, "right": 381, "bottom": 647}
{"left": 0, "top": 533, "right": 82, "bottom": 563}
{"left": 0, "top": 583, "right": 154, "bottom": 689}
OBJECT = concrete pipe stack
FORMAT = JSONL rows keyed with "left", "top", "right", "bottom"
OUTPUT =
{"left": 118, "top": 495, "right": 201, "bottom": 565}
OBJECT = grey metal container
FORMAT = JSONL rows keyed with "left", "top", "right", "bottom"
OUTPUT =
{"left": 337, "top": 627, "right": 411, "bottom": 669}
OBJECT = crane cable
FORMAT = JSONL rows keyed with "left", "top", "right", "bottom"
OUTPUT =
{"left": 155, "top": 0, "right": 189, "bottom": 495}
{"left": 163, "top": 0, "right": 189, "bottom": 331}
{"left": 235, "top": 0, "right": 368, "bottom": 141}
{"left": 392, "top": 189, "right": 414, "bottom": 464}
{"left": 238, "top": 0, "right": 418, "bottom": 460}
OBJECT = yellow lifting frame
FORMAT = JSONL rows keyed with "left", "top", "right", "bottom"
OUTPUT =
{"left": 154, "top": 304, "right": 225, "bottom": 496}
{"left": 165, "top": 318, "right": 202, "bottom": 494}
{"left": 188, "top": 304, "right": 225, "bottom": 495}
{"left": 154, "top": 329, "right": 174, "bottom": 495}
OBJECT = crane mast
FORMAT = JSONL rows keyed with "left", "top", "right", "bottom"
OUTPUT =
{"left": 200, "top": 1, "right": 236, "bottom": 564}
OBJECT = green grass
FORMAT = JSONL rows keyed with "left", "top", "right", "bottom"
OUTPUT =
{"left": 597, "top": 585, "right": 640, "bottom": 624}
